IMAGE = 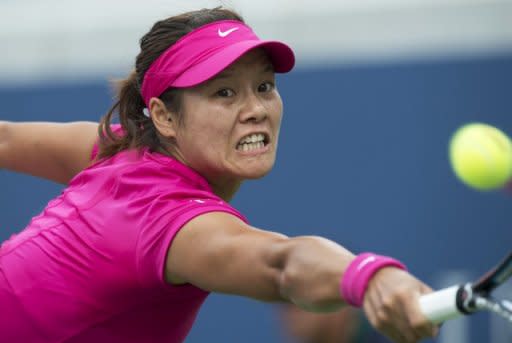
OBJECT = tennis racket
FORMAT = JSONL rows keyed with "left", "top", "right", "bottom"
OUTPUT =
{"left": 419, "top": 251, "right": 512, "bottom": 324}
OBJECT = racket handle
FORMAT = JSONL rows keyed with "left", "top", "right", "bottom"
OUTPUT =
{"left": 419, "top": 285, "right": 463, "bottom": 324}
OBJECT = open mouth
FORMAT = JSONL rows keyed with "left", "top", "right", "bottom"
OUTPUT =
{"left": 236, "top": 133, "right": 269, "bottom": 152}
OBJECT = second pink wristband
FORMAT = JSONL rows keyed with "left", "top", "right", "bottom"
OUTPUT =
{"left": 340, "top": 253, "right": 407, "bottom": 307}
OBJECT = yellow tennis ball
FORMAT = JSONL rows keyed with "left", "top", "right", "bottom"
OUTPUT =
{"left": 449, "top": 123, "right": 512, "bottom": 191}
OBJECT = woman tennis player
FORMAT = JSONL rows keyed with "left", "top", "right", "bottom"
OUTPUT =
{"left": 0, "top": 7, "right": 438, "bottom": 343}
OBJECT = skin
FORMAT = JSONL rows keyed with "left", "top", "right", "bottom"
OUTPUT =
{"left": 0, "top": 49, "right": 438, "bottom": 343}
{"left": 149, "top": 50, "right": 282, "bottom": 201}
{"left": 0, "top": 121, "right": 98, "bottom": 184}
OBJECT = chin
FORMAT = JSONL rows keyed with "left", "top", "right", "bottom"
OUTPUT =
{"left": 242, "top": 161, "right": 274, "bottom": 180}
{"left": 245, "top": 170, "right": 271, "bottom": 180}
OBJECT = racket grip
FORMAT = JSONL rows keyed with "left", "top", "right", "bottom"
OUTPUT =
{"left": 419, "top": 285, "right": 463, "bottom": 324}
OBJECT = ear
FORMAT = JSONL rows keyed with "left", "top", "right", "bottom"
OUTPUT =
{"left": 149, "top": 97, "right": 177, "bottom": 138}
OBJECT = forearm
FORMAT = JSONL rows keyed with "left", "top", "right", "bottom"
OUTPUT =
{"left": 0, "top": 121, "right": 9, "bottom": 166}
{"left": 0, "top": 121, "right": 17, "bottom": 171}
{"left": 0, "top": 121, "right": 98, "bottom": 184}
{"left": 276, "top": 237, "right": 439, "bottom": 342}
{"left": 0, "top": 121, "right": 64, "bottom": 180}
{"left": 275, "top": 236, "right": 355, "bottom": 312}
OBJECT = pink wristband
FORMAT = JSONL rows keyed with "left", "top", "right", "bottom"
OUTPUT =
{"left": 340, "top": 253, "right": 407, "bottom": 307}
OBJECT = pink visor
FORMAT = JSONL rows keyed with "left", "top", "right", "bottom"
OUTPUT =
{"left": 140, "top": 20, "right": 295, "bottom": 106}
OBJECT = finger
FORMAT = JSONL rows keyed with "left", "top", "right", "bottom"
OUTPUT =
{"left": 390, "top": 288, "right": 430, "bottom": 343}
{"left": 382, "top": 322, "right": 410, "bottom": 343}
{"left": 366, "top": 311, "right": 408, "bottom": 343}
{"left": 364, "top": 289, "right": 406, "bottom": 343}
{"left": 420, "top": 286, "right": 441, "bottom": 338}
{"left": 411, "top": 287, "right": 441, "bottom": 339}
{"left": 373, "top": 281, "right": 414, "bottom": 343}
{"left": 402, "top": 289, "right": 438, "bottom": 341}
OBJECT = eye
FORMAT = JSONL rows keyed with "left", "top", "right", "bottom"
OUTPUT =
{"left": 216, "top": 88, "right": 235, "bottom": 97}
{"left": 258, "top": 81, "right": 275, "bottom": 93}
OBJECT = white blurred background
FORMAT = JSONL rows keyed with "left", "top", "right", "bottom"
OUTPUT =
{"left": 1, "top": 0, "right": 511, "bottom": 84}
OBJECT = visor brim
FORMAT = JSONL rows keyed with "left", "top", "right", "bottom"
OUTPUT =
{"left": 171, "top": 40, "right": 295, "bottom": 88}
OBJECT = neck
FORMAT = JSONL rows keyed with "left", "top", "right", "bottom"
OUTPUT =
{"left": 209, "top": 179, "right": 242, "bottom": 202}
{"left": 165, "top": 149, "right": 241, "bottom": 202}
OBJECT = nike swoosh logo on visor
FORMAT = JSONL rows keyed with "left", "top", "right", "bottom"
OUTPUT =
{"left": 218, "top": 27, "right": 239, "bottom": 37}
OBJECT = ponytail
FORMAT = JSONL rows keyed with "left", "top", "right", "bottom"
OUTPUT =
{"left": 97, "top": 71, "right": 160, "bottom": 159}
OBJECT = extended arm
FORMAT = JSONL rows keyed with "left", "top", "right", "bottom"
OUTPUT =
{"left": 0, "top": 121, "right": 98, "bottom": 184}
{"left": 167, "top": 213, "right": 349, "bottom": 309}
{"left": 166, "top": 212, "right": 438, "bottom": 343}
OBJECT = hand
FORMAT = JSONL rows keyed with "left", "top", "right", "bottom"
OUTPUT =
{"left": 362, "top": 267, "right": 439, "bottom": 343}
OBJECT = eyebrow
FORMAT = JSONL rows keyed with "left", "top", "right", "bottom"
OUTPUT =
{"left": 214, "top": 71, "right": 234, "bottom": 80}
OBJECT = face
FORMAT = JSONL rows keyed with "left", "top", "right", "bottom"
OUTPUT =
{"left": 171, "top": 49, "right": 283, "bottom": 190}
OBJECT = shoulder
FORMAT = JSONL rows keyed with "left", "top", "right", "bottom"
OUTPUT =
{"left": 81, "top": 148, "right": 247, "bottom": 222}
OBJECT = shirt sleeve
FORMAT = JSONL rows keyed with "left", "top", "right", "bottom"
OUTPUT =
{"left": 134, "top": 199, "right": 248, "bottom": 288}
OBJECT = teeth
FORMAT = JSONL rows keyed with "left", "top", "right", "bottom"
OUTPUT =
{"left": 240, "top": 133, "right": 265, "bottom": 144}
{"left": 237, "top": 133, "right": 267, "bottom": 151}
{"left": 237, "top": 141, "right": 265, "bottom": 152}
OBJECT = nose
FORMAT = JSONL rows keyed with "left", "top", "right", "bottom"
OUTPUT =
{"left": 239, "top": 91, "right": 267, "bottom": 123}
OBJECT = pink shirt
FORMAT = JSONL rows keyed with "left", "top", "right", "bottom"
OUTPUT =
{"left": 0, "top": 147, "right": 246, "bottom": 342}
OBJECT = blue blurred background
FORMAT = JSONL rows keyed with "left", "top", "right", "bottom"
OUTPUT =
{"left": 1, "top": 1, "right": 511, "bottom": 342}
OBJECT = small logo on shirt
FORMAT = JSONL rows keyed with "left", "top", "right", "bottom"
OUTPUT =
{"left": 218, "top": 27, "right": 239, "bottom": 37}
{"left": 357, "top": 255, "right": 376, "bottom": 270}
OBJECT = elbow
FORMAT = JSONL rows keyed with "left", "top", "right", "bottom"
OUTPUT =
{"left": 277, "top": 263, "right": 343, "bottom": 312}
{"left": 276, "top": 264, "right": 300, "bottom": 302}
{"left": 274, "top": 237, "right": 345, "bottom": 312}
